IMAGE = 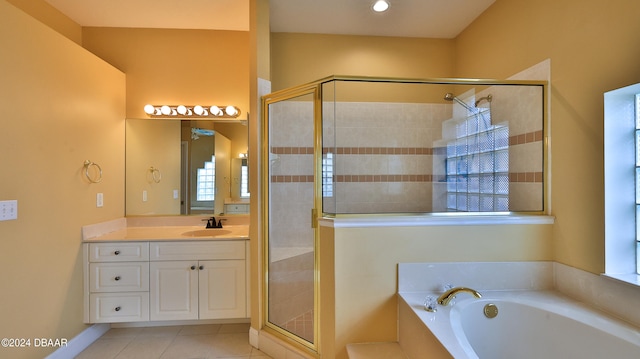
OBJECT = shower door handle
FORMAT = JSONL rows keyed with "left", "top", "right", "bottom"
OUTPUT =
{"left": 311, "top": 208, "right": 318, "bottom": 229}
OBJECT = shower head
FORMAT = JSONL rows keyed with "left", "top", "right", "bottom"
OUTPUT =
{"left": 444, "top": 93, "right": 475, "bottom": 112}
{"left": 475, "top": 94, "right": 493, "bottom": 107}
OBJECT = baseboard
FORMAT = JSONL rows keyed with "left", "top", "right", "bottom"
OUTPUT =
{"left": 45, "top": 323, "right": 110, "bottom": 359}
{"left": 249, "top": 327, "right": 259, "bottom": 348}
{"left": 110, "top": 318, "right": 250, "bottom": 328}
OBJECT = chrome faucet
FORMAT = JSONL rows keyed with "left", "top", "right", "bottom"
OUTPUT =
{"left": 437, "top": 286, "right": 482, "bottom": 306}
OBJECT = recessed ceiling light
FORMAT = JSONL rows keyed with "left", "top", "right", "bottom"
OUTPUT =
{"left": 372, "top": 0, "right": 390, "bottom": 12}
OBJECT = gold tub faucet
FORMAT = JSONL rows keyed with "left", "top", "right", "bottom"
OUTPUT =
{"left": 437, "top": 287, "right": 482, "bottom": 306}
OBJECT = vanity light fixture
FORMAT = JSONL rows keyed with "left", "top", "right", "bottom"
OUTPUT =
{"left": 372, "top": 0, "right": 390, "bottom": 12}
{"left": 143, "top": 104, "right": 241, "bottom": 119}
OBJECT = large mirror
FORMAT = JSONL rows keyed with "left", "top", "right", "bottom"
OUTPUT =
{"left": 125, "top": 118, "right": 249, "bottom": 216}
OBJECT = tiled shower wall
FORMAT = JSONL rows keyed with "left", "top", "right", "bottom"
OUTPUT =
{"left": 486, "top": 84, "right": 544, "bottom": 211}
{"left": 269, "top": 100, "right": 315, "bottom": 249}
{"left": 323, "top": 101, "right": 450, "bottom": 213}
{"left": 270, "top": 100, "right": 451, "bottom": 230}
{"left": 268, "top": 100, "right": 316, "bottom": 341}
{"left": 270, "top": 90, "right": 544, "bottom": 218}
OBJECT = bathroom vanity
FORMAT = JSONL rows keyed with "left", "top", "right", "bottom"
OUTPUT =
{"left": 82, "top": 220, "right": 249, "bottom": 324}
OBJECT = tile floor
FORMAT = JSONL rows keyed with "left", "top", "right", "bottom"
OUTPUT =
{"left": 75, "top": 323, "right": 272, "bottom": 359}
{"left": 281, "top": 310, "right": 313, "bottom": 343}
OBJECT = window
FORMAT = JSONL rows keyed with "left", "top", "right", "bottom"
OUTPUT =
{"left": 196, "top": 155, "right": 215, "bottom": 201}
{"left": 445, "top": 108, "right": 509, "bottom": 212}
{"left": 322, "top": 152, "right": 334, "bottom": 197}
{"left": 604, "top": 83, "right": 640, "bottom": 281}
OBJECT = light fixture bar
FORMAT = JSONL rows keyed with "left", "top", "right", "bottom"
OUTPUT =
{"left": 143, "top": 104, "right": 241, "bottom": 119}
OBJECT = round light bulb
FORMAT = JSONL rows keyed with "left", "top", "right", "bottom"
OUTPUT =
{"left": 210, "top": 106, "right": 222, "bottom": 116}
{"left": 225, "top": 106, "right": 238, "bottom": 116}
{"left": 160, "top": 105, "right": 171, "bottom": 115}
{"left": 177, "top": 105, "right": 187, "bottom": 115}
{"left": 144, "top": 104, "right": 155, "bottom": 115}
{"left": 373, "top": 0, "right": 389, "bottom": 12}
{"left": 194, "top": 105, "right": 204, "bottom": 115}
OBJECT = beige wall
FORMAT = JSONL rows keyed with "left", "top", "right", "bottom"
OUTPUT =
{"left": 0, "top": 2, "right": 125, "bottom": 358}
{"left": 270, "top": 33, "right": 456, "bottom": 91}
{"left": 6, "top": 0, "right": 82, "bottom": 44}
{"left": 82, "top": 27, "right": 250, "bottom": 121}
{"left": 82, "top": 27, "right": 251, "bottom": 217}
{"left": 455, "top": 0, "right": 640, "bottom": 273}
{"left": 249, "top": 0, "right": 270, "bottom": 339}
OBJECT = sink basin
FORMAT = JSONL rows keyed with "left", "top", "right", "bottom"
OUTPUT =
{"left": 182, "top": 229, "right": 233, "bottom": 237}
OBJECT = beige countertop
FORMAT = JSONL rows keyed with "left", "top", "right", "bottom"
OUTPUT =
{"left": 83, "top": 225, "right": 249, "bottom": 242}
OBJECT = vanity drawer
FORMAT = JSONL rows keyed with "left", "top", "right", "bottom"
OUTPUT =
{"left": 150, "top": 241, "right": 245, "bottom": 261}
{"left": 89, "top": 242, "right": 149, "bottom": 262}
{"left": 89, "top": 262, "right": 149, "bottom": 293}
{"left": 89, "top": 292, "right": 149, "bottom": 323}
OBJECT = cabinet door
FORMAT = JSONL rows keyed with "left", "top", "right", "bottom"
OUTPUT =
{"left": 198, "top": 260, "right": 246, "bottom": 319}
{"left": 150, "top": 261, "right": 198, "bottom": 321}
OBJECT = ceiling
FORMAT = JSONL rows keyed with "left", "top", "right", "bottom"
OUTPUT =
{"left": 44, "top": 0, "right": 495, "bottom": 39}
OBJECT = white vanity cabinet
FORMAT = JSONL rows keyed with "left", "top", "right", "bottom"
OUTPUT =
{"left": 83, "top": 239, "right": 248, "bottom": 324}
{"left": 224, "top": 203, "right": 249, "bottom": 214}
{"left": 149, "top": 241, "right": 246, "bottom": 321}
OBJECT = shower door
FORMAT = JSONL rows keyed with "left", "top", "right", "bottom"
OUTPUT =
{"left": 263, "top": 87, "right": 319, "bottom": 350}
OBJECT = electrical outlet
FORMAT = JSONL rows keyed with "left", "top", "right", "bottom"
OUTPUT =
{"left": 0, "top": 200, "right": 18, "bottom": 221}
{"left": 173, "top": 189, "right": 179, "bottom": 199}
{"left": 143, "top": 190, "right": 148, "bottom": 202}
{"left": 96, "top": 193, "right": 104, "bottom": 208}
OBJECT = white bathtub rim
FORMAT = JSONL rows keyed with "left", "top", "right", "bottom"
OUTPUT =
{"left": 399, "top": 290, "right": 640, "bottom": 359}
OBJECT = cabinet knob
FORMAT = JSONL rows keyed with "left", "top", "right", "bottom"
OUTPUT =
{"left": 114, "top": 276, "right": 121, "bottom": 281}
{"left": 190, "top": 265, "right": 196, "bottom": 270}
{"left": 115, "top": 306, "right": 121, "bottom": 312}
{"left": 199, "top": 265, "right": 204, "bottom": 270}
{"left": 114, "top": 250, "right": 121, "bottom": 255}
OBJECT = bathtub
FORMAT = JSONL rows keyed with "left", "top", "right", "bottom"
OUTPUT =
{"left": 398, "top": 290, "right": 640, "bottom": 359}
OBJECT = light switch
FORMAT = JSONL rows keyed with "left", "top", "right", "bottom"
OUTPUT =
{"left": 143, "top": 190, "right": 148, "bottom": 202}
{"left": 0, "top": 200, "right": 18, "bottom": 221}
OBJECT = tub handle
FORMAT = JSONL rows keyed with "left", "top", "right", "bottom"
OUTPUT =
{"left": 423, "top": 296, "right": 438, "bottom": 312}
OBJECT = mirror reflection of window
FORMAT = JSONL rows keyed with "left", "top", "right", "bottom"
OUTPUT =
{"left": 240, "top": 159, "right": 249, "bottom": 198}
{"left": 197, "top": 155, "right": 215, "bottom": 201}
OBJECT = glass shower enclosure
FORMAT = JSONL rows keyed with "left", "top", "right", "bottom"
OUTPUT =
{"left": 262, "top": 76, "right": 547, "bottom": 354}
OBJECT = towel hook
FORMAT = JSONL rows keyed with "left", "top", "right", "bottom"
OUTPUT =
{"left": 83, "top": 160, "right": 103, "bottom": 183}
{"left": 149, "top": 166, "right": 162, "bottom": 183}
